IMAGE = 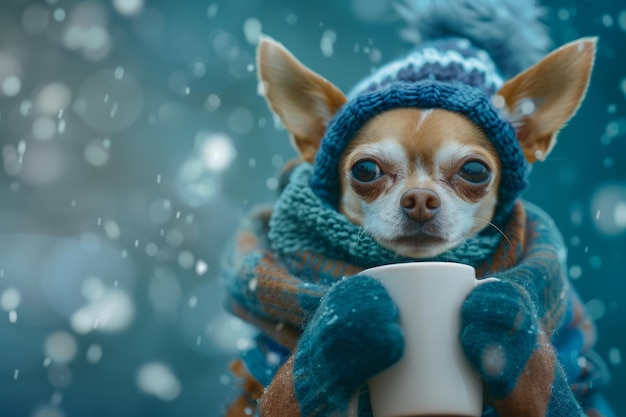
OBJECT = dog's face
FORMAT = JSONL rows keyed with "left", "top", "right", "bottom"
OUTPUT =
{"left": 257, "top": 36, "right": 595, "bottom": 258}
{"left": 339, "top": 108, "right": 501, "bottom": 257}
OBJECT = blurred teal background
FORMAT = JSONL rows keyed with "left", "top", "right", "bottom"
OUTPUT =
{"left": 0, "top": 0, "right": 623, "bottom": 416}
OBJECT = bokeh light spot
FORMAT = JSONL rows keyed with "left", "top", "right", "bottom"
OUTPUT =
{"left": 47, "top": 364, "right": 73, "bottom": 389}
{"left": 70, "top": 289, "right": 135, "bottom": 334}
{"left": 44, "top": 331, "right": 78, "bottom": 364}
{"left": 207, "top": 3, "right": 219, "bottom": 17}
{"left": 266, "top": 177, "right": 279, "bottom": 191}
{"left": 586, "top": 298, "right": 606, "bottom": 321}
{"left": 195, "top": 259, "right": 208, "bottom": 275}
{"left": 591, "top": 184, "right": 626, "bottom": 236}
{"left": 112, "top": 0, "right": 145, "bottom": 16}
{"left": 32, "top": 117, "right": 56, "bottom": 141}
{"left": 103, "top": 219, "right": 121, "bottom": 240}
{"left": 36, "top": 83, "right": 72, "bottom": 116}
{"left": 136, "top": 362, "right": 181, "bottom": 401}
{"left": 204, "top": 94, "right": 221, "bottom": 112}
{"left": 243, "top": 18, "right": 262, "bottom": 45}
{"left": 145, "top": 242, "right": 159, "bottom": 257}
{"left": 614, "top": 202, "right": 626, "bottom": 228}
{"left": 0, "top": 52, "right": 23, "bottom": 97}
{"left": 86, "top": 344, "right": 103, "bottom": 364}
{"left": 0, "top": 287, "right": 22, "bottom": 311}
{"left": 619, "top": 10, "right": 626, "bottom": 31}
{"left": 178, "top": 250, "right": 195, "bottom": 269}
{"left": 165, "top": 228, "right": 184, "bottom": 247}
{"left": 84, "top": 141, "right": 109, "bottom": 167}
{"left": 320, "top": 29, "right": 337, "bottom": 57}
{"left": 609, "top": 347, "right": 622, "bottom": 366}
{"left": 569, "top": 265, "right": 582, "bottom": 280}
{"left": 53, "top": 8, "right": 66, "bottom": 22}
{"left": 200, "top": 133, "right": 237, "bottom": 172}
{"left": 2, "top": 76, "right": 22, "bottom": 97}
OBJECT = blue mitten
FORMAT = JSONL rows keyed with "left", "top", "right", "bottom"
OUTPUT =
{"left": 461, "top": 280, "right": 584, "bottom": 416}
{"left": 461, "top": 280, "right": 538, "bottom": 397}
{"left": 294, "top": 275, "right": 404, "bottom": 417}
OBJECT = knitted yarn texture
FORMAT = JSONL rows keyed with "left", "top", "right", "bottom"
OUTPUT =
{"left": 271, "top": 163, "right": 502, "bottom": 269}
{"left": 293, "top": 275, "right": 404, "bottom": 417}
{"left": 221, "top": 164, "right": 613, "bottom": 417}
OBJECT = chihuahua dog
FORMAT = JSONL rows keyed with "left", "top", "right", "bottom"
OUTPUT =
{"left": 257, "top": 38, "right": 591, "bottom": 258}
{"left": 222, "top": 2, "right": 614, "bottom": 417}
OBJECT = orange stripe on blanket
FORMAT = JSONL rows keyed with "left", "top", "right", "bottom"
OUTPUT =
{"left": 226, "top": 299, "right": 300, "bottom": 350}
{"left": 254, "top": 256, "right": 323, "bottom": 325}
{"left": 260, "top": 355, "right": 302, "bottom": 417}
{"left": 492, "top": 331, "right": 555, "bottom": 417}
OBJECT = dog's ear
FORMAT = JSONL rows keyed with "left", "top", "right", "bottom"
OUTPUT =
{"left": 496, "top": 37, "right": 596, "bottom": 163}
{"left": 257, "top": 37, "right": 347, "bottom": 163}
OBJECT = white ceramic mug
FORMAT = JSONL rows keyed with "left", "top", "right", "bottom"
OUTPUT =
{"left": 359, "top": 262, "right": 497, "bottom": 417}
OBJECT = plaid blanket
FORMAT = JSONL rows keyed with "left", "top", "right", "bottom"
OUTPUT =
{"left": 221, "top": 163, "right": 612, "bottom": 417}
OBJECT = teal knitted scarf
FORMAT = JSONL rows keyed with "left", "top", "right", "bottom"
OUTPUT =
{"left": 268, "top": 163, "right": 502, "bottom": 270}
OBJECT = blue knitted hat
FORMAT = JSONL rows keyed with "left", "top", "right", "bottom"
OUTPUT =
{"left": 309, "top": 39, "right": 528, "bottom": 229}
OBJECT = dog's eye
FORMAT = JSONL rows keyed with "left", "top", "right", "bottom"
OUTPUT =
{"left": 459, "top": 161, "right": 490, "bottom": 184}
{"left": 351, "top": 160, "right": 382, "bottom": 182}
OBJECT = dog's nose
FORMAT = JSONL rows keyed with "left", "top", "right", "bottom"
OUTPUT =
{"left": 400, "top": 188, "right": 441, "bottom": 223}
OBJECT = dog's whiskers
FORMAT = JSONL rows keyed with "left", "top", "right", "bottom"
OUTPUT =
{"left": 355, "top": 224, "right": 367, "bottom": 247}
{"left": 472, "top": 217, "right": 515, "bottom": 253}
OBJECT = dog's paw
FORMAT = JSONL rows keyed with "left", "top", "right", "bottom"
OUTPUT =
{"left": 460, "top": 280, "right": 539, "bottom": 398}
{"left": 294, "top": 275, "right": 404, "bottom": 415}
